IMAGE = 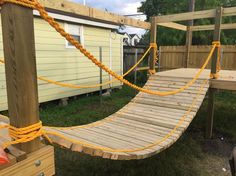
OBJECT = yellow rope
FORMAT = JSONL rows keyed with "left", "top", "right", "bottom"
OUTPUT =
{"left": 0, "top": 45, "right": 152, "bottom": 89}
{"left": 43, "top": 79, "right": 208, "bottom": 153}
{"left": 0, "top": 0, "right": 216, "bottom": 153}
{"left": 210, "top": 41, "right": 221, "bottom": 79}
{"left": 0, "top": 121, "right": 52, "bottom": 149}
{"left": 37, "top": 45, "right": 152, "bottom": 89}
{"left": 0, "top": 0, "right": 217, "bottom": 96}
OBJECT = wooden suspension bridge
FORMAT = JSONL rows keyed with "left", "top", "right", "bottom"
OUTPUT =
{"left": 0, "top": 0, "right": 236, "bottom": 175}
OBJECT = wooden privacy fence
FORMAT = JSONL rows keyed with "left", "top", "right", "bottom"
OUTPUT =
{"left": 159, "top": 45, "right": 236, "bottom": 70}
{"left": 123, "top": 46, "right": 148, "bottom": 73}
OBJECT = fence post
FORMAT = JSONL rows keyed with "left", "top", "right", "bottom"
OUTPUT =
{"left": 99, "top": 46, "right": 103, "bottom": 104}
{"left": 149, "top": 17, "right": 157, "bottom": 72}
{"left": 134, "top": 48, "right": 138, "bottom": 85}
{"left": 158, "top": 46, "right": 161, "bottom": 72}
{"left": 206, "top": 7, "right": 223, "bottom": 139}
{"left": 1, "top": 3, "right": 41, "bottom": 153}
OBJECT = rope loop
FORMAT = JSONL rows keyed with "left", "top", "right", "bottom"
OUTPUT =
{"left": 148, "top": 69, "right": 156, "bottom": 75}
{"left": 1, "top": 121, "right": 52, "bottom": 149}
{"left": 150, "top": 43, "right": 157, "bottom": 48}
{"left": 212, "top": 41, "right": 221, "bottom": 48}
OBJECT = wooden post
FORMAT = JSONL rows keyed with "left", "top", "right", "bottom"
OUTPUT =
{"left": 149, "top": 17, "right": 157, "bottom": 71}
{"left": 185, "top": 0, "right": 195, "bottom": 68}
{"left": 158, "top": 46, "right": 161, "bottom": 72}
{"left": 206, "top": 7, "right": 223, "bottom": 139}
{"left": 99, "top": 46, "right": 103, "bottom": 104}
{"left": 1, "top": 4, "right": 40, "bottom": 153}
{"left": 134, "top": 48, "right": 138, "bottom": 85}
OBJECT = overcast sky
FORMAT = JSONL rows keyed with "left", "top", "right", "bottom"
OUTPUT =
{"left": 72, "top": 0, "right": 147, "bottom": 36}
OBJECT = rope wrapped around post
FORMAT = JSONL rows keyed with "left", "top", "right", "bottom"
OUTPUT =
{"left": 210, "top": 41, "right": 221, "bottom": 79}
{"left": 0, "top": 121, "right": 52, "bottom": 149}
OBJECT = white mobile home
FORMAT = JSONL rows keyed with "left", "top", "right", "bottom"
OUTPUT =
{"left": 0, "top": 3, "right": 123, "bottom": 111}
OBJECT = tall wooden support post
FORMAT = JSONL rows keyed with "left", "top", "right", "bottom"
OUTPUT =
{"left": 185, "top": 0, "right": 195, "bottom": 68}
{"left": 149, "top": 17, "right": 157, "bottom": 72}
{"left": 206, "top": 7, "right": 223, "bottom": 139}
{"left": 1, "top": 4, "right": 40, "bottom": 153}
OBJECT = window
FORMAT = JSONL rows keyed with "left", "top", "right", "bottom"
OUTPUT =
{"left": 134, "top": 39, "right": 138, "bottom": 45}
{"left": 65, "top": 23, "right": 83, "bottom": 48}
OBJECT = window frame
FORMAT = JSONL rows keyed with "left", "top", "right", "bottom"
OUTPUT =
{"left": 64, "top": 23, "right": 84, "bottom": 49}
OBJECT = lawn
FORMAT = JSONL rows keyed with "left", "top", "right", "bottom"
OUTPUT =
{"left": 37, "top": 85, "right": 236, "bottom": 176}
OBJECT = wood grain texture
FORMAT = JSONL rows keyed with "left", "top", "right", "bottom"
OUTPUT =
{"left": 38, "top": 0, "right": 150, "bottom": 29}
{"left": 41, "top": 69, "right": 209, "bottom": 160}
{"left": 155, "top": 6, "right": 236, "bottom": 23}
{"left": 149, "top": 17, "right": 157, "bottom": 71}
{"left": 1, "top": 4, "right": 40, "bottom": 153}
{"left": 0, "top": 146, "right": 55, "bottom": 176}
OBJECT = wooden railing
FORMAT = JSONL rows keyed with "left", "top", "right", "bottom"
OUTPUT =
{"left": 159, "top": 45, "right": 236, "bottom": 70}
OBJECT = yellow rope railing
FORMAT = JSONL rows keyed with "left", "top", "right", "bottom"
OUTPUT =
{"left": 44, "top": 79, "right": 208, "bottom": 153}
{"left": 0, "top": 45, "right": 153, "bottom": 89}
{"left": 0, "top": 0, "right": 218, "bottom": 153}
{"left": 0, "top": 0, "right": 218, "bottom": 97}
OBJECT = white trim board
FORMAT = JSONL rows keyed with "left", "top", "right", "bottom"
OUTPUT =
{"left": 33, "top": 10, "right": 119, "bottom": 30}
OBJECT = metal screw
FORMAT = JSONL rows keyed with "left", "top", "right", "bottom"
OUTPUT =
{"left": 35, "top": 160, "right": 41, "bottom": 167}
{"left": 38, "top": 172, "right": 45, "bottom": 176}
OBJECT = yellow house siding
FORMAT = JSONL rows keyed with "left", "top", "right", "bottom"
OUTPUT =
{"left": 0, "top": 17, "right": 123, "bottom": 111}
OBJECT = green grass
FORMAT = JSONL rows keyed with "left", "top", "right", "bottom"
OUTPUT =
{"left": 39, "top": 86, "right": 136, "bottom": 127}
{"left": 2, "top": 85, "right": 236, "bottom": 176}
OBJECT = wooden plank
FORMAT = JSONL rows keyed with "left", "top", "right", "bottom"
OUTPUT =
{"left": 46, "top": 127, "right": 132, "bottom": 160}
{"left": 117, "top": 109, "right": 191, "bottom": 126}
{"left": 124, "top": 102, "right": 196, "bottom": 116}
{"left": 223, "top": 6, "right": 236, "bottom": 17}
{"left": 157, "top": 22, "right": 187, "bottom": 31}
{"left": 115, "top": 112, "right": 187, "bottom": 130}
{"left": 192, "top": 23, "right": 236, "bottom": 31}
{"left": 108, "top": 117, "right": 181, "bottom": 138}
{"left": 136, "top": 66, "right": 159, "bottom": 71}
{"left": 120, "top": 106, "right": 194, "bottom": 122}
{"left": 155, "top": 9, "right": 216, "bottom": 23}
{"left": 0, "top": 146, "right": 55, "bottom": 176}
{"left": 210, "top": 79, "right": 236, "bottom": 91}
{"left": 38, "top": 0, "right": 151, "bottom": 29}
{"left": 155, "top": 7, "right": 236, "bottom": 23}
{"left": 1, "top": 3, "right": 40, "bottom": 152}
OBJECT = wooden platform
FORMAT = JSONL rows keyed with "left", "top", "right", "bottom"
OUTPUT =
{"left": 1, "top": 68, "right": 236, "bottom": 160}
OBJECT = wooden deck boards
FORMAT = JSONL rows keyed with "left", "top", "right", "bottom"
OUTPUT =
{"left": 4, "top": 68, "right": 236, "bottom": 160}
{"left": 42, "top": 70, "right": 210, "bottom": 160}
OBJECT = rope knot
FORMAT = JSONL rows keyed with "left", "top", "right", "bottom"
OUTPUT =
{"left": 150, "top": 43, "right": 157, "bottom": 48}
{"left": 212, "top": 41, "right": 221, "bottom": 48}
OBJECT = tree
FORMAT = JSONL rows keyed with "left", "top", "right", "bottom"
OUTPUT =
{"left": 139, "top": 0, "right": 236, "bottom": 46}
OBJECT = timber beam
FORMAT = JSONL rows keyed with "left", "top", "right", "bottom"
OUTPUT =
{"left": 192, "top": 23, "right": 236, "bottom": 31}
{"left": 155, "top": 6, "right": 236, "bottom": 23}
{"left": 38, "top": 0, "right": 151, "bottom": 29}
{"left": 157, "top": 22, "right": 187, "bottom": 31}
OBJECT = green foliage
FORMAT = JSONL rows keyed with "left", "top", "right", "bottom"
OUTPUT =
{"left": 139, "top": 0, "right": 236, "bottom": 45}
